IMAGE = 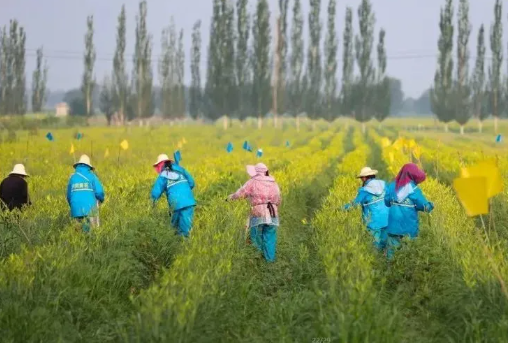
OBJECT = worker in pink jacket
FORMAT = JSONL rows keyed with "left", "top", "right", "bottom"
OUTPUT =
{"left": 228, "top": 163, "right": 281, "bottom": 262}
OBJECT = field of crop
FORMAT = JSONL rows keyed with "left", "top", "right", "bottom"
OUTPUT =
{"left": 1, "top": 118, "right": 508, "bottom": 342}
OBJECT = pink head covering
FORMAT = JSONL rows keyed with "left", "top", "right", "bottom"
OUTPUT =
{"left": 395, "top": 163, "right": 426, "bottom": 190}
{"left": 246, "top": 163, "right": 275, "bottom": 181}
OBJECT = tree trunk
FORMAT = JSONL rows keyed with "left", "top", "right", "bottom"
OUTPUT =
{"left": 240, "top": 120, "right": 244, "bottom": 129}
{"left": 296, "top": 116, "right": 300, "bottom": 132}
{"left": 257, "top": 115, "right": 263, "bottom": 129}
{"left": 312, "top": 121, "right": 317, "bottom": 131}
{"left": 444, "top": 123, "right": 449, "bottom": 133}
{"left": 494, "top": 116, "right": 499, "bottom": 134}
{"left": 274, "top": 114, "right": 278, "bottom": 129}
{"left": 460, "top": 125, "right": 464, "bottom": 135}
{"left": 362, "top": 122, "right": 366, "bottom": 134}
{"left": 223, "top": 116, "right": 229, "bottom": 130}
{"left": 478, "top": 119, "right": 483, "bottom": 133}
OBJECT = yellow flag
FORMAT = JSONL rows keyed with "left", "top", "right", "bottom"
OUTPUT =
{"left": 461, "top": 159, "right": 503, "bottom": 198}
{"left": 412, "top": 145, "right": 422, "bottom": 161}
{"left": 69, "top": 144, "right": 75, "bottom": 154}
{"left": 177, "top": 141, "right": 183, "bottom": 149}
{"left": 381, "top": 137, "right": 391, "bottom": 148}
{"left": 120, "top": 140, "right": 129, "bottom": 150}
{"left": 453, "top": 176, "right": 489, "bottom": 216}
{"left": 104, "top": 148, "right": 110, "bottom": 158}
{"left": 182, "top": 137, "right": 187, "bottom": 144}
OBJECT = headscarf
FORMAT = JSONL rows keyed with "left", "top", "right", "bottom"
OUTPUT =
{"left": 155, "top": 160, "right": 172, "bottom": 174}
{"left": 395, "top": 163, "right": 426, "bottom": 190}
{"left": 245, "top": 163, "right": 274, "bottom": 181}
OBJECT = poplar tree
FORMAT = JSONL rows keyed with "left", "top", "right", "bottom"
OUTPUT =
{"left": 354, "top": 0, "right": 376, "bottom": 132}
{"left": 222, "top": 0, "right": 236, "bottom": 127}
{"left": 159, "top": 24, "right": 173, "bottom": 119}
{"left": 375, "top": 29, "right": 390, "bottom": 123}
{"left": 454, "top": 0, "right": 471, "bottom": 134}
{"left": 252, "top": 0, "right": 271, "bottom": 129}
{"left": 276, "top": 0, "right": 289, "bottom": 116}
{"left": 82, "top": 15, "right": 96, "bottom": 117}
{"left": 306, "top": 0, "right": 322, "bottom": 121}
{"left": 489, "top": 0, "right": 503, "bottom": 133}
{"left": 14, "top": 23, "right": 26, "bottom": 115}
{"left": 431, "top": 0, "right": 454, "bottom": 132}
{"left": 289, "top": 0, "right": 304, "bottom": 130}
{"left": 176, "top": 29, "right": 185, "bottom": 118}
{"left": 133, "top": 0, "right": 153, "bottom": 120}
{"left": 205, "top": 0, "right": 222, "bottom": 121}
{"left": 236, "top": 0, "right": 251, "bottom": 121}
{"left": 190, "top": 20, "right": 202, "bottom": 119}
{"left": 472, "top": 24, "right": 486, "bottom": 132}
{"left": 324, "top": 0, "right": 338, "bottom": 122}
{"left": 31, "top": 47, "right": 48, "bottom": 113}
{"left": 340, "top": 7, "right": 354, "bottom": 117}
{"left": 0, "top": 28, "right": 6, "bottom": 115}
{"left": 113, "top": 5, "right": 127, "bottom": 124}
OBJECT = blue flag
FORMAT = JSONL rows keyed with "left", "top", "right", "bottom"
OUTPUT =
{"left": 256, "top": 149, "right": 263, "bottom": 158}
{"left": 226, "top": 142, "right": 233, "bottom": 153}
{"left": 242, "top": 141, "right": 249, "bottom": 150}
{"left": 75, "top": 132, "right": 83, "bottom": 140}
{"left": 496, "top": 134, "right": 502, "bottom": 143}
{"left": 285, "top": 140, "right": 290, "bottom": 147}
{"left": 174, "top": 150, "right": 182, "bottom": 165}
{"left": 46, "top": 132, "right": 54, "bottom": 141}
{"left": 247, "top": 145, "right": 253, "bottom": 152}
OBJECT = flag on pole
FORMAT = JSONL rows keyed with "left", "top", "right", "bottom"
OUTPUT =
{"left": 69, "top": 144, "right": 75, "bottom": 155}
{"left": 460, "top": 159, "right": 503, "bottom": 198}
{"left": 285, "top": 140, "right": 290, "bottom": 147}
{"left": 242, "top": 141, "right": 249, "bottom": 151}
{"left": 453, "top": 177, "right": 489, "bottom": 216}
{"left": 120, "top": 140, "right": 129, "bottom": 150}
{"left": 226, "top": 142, "right": 233, "bottom": 153}
{"left": 256, "top": 149, "right": 263, "bottom": 158}
{"left": 496, "top": 134, "right": 502, "bottom": 143}
{"left": 177, "top": 141, "right": 183, "bottom": 149}
{"left": 104, "top": 148, "right": 110, "bottom": 158}
{"left": 174, "top": 150, "right": 182, "bottom": 165}
{"left": 46, "top": 132, "right": 54, "bottom": 141}
{"left": 182, "top": 137, "right": 187, "bottom": 144}
{"left": 75, "top": 132, "right": 83, "bottom": 140}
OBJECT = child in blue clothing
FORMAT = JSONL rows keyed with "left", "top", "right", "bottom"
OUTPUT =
{"left": 384, "top": 163, "right": 434, "bottom": 259}
{"left": 344, "top": 167, "right": 389, "bottom": 252}
{"left": 151, "top": 154, "right": 196, "bottom": 237}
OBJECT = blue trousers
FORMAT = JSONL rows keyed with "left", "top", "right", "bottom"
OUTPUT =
{"left": 250, "top": 224, "right": 277, "bottom": 262}
{"left": 368, "top": 227, "right": 387, "bottom": 251}
{"left": 171, "top": 206, "right": 195, "bottom": 237}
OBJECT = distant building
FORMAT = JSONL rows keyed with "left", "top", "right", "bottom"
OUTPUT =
{"left": 55, "top": 102, "right": 70, "bottom": 117}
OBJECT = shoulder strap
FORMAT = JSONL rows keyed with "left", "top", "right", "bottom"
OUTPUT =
{"left": 75, "top": 172, "right": 90, "bottom": 182}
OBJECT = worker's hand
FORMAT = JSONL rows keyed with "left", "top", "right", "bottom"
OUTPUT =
{"left": 343, "top": 203, "right": 352, "bottom": 211}
{"left": 226, "top": 194, "right": 233, "bottom": 202}
{"left": 426, "top": 202, "right": 435, "bottom": 213}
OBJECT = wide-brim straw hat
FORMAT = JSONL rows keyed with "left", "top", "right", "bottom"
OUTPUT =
{"left": 246, "top": 163, "right": 268, "bottom": 177}
{"left": 153, "top": 153, "right": 171, "bottom": 166}
{"left": 10, "top": 164, "right": 29, "bottom": 176}
{"left": 357, "top": 166, "right": 378, "bottom": 178}
{"left": 73, "top": 154, "right": 94, "bottom": 169}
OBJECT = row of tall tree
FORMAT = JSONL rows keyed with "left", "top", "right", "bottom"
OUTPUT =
{"left": 432, "top": 0, "right": 508, "bottom": 134}
{"left": 0, "top": 20, "right": 49, "bottom": 116}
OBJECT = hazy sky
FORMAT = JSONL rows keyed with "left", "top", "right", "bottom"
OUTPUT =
{"left": 0, "top": 0, "right": 499, "bottom": 98}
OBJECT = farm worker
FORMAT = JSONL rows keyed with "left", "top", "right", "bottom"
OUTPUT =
{"left": 66, "top": 155, "right": 105, "bottom": 233}
{"left": 0, "top": 164, "right": 31, "bottom": 211}
{"left": 151, "top": 153, "right": 196, "bottom": 237}
{"left": 343, "top": 167, "right": 389, "bottom": 251}
{"left": 384, "top": 163, "right": 434, "bottom": 259}
{"left": 227, "top": 163, "right": 281, "bottom": 262}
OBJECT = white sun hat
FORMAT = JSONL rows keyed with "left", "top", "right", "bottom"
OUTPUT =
{"left": 153, "top": 153, "right": 170, "bottom": 166}
{"left": 74, "top": 154, "right": 94, "bottom": 169}
{"left": 10, "top": 164, "right": 29, "bottom": 176}
{"left": 357, "top": 166, "right": 378, "bottom": 178}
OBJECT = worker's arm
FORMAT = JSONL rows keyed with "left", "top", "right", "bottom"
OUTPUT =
{"left": 174, "top": 165, "right": 195, "bottom": 190}
{"left": 93, "top": 175, "right": 105, "bottom": 203}
{"left": 384, "top": 188, "right": 394, "bottom": 208}
{"left": 409, "top": 187, "right": 434, "bottom": 213}
{"left": 66, "top": 179, "right": 72, "bottom": 205}
{"left": 228, "top": 180, "right": 252, "bottom": 201}
{"left": 22, "top": 179, "right": 30, "bottom": 206}
{"left": 344, "top": 190, "right": 366, "bottom": 210}
{"left": 151, "top": 175, "right": 166, "bottom": 202}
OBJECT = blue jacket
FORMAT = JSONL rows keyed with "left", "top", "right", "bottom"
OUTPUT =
{"left": 348, "top": 179, "right": 389, "bottom": 230}
{"left": 66, "top": 165, "right": 105, "bottom": 218}
{"left": 151, "top": 164, "right": 196, "bottom": 210}
{"left": 384, "top": 181, "right": 434, "bottom": 237}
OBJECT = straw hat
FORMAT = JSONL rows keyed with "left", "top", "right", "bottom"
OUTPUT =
{"left": 10, "top": 164, "right": 28, "bottom": 177}
{"left": 357, "top": 166, "right": 378, "bottom": 178}
{"left": 74, "top": 154, "right": 93, "bottom": 169}
{"left": 153, "top": 154, "right": 170, "bottom": 166}
{"left": 246, "top": 163, "right": 268, "bottom": 177}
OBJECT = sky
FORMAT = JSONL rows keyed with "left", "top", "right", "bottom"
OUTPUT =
{"left": 0, "top": 0, "right": 500, "bottom": 99}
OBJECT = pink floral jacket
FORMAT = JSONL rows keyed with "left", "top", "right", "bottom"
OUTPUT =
{"left": 229, "top": 174, "right": 281, "bottom": 226}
